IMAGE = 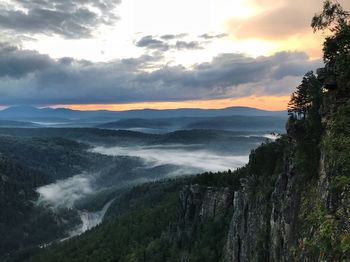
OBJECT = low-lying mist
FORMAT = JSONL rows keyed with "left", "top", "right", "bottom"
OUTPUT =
{"left": 36, "top": 173, "right": 97, "bottom": 210}
{"left": 36, "top": 172, "right": 117, "bottom": 238}
{"left": 36, "top": 144, "right": 248, "bottom": 213}
{"left": 91, "top": 144, "right": 249, "bottom": 172}
{"left": 33, "top": 130, "right": 277, "bottom": 239}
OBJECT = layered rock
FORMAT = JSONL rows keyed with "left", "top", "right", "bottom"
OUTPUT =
{"left": 177, "top": 184, "right": 232, "bottom": 234}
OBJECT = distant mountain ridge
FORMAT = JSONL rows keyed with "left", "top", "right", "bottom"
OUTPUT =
{"left": 0, "top": 119, "right": 38, "bottom": 127}
{"left": 97, "top": 115, "right": 286, "bottom": 132}
{"left": 0, "top": 106, "right": 286, "bottom": 122}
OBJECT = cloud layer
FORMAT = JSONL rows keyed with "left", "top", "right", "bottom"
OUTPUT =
{"left": 0, "top": 0, "right": 120, "bottom": 38}
{"left": 229, "top": 0, "right": 350, "bottom": 40}
{"left": 0, "top": 43, "right": 322, "bottom": 105}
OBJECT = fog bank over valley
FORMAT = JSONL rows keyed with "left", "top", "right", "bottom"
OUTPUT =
{"left": 34, "top": 132, "right": 260, "bottom": 238}
{"left": 91, "top": 145, "right": 249, "bottom": 172}
{"left": 0, "top": 126, "right": 279, "bottom": 245}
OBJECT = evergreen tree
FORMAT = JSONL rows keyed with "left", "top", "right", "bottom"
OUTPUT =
{"left": 312, "top": 0, "right": 350, "bottom": 94}
{"left": 288, "top": 71, "right": 321, "bottom": 120}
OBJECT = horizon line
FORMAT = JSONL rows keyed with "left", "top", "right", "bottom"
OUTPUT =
{"left": 9, "top": 96, "right": 289, "bottom": 112}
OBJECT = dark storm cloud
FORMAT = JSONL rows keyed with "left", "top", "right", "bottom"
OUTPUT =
{"left": 0, "top": 43, "right": 53, "bottom": 78}
{"left": 0, "top": 44, "right": 322, "bottom": 105}
{"left": 0, "top": 0, "right": 120, "bottom": 38}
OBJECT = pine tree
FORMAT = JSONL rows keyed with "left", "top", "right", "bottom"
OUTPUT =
{"left": 288, "top": 72, "right": 320, "bottom": 119}
{"left": 312, "top": 0, "right": 350, "bottom": 94}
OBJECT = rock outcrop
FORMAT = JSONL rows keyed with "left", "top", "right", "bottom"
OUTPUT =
{"left": 177, "top": 184, "right": 232, "bottom": 235}
{"left": 221, "top": 68, "right": 350, "bottom": 261}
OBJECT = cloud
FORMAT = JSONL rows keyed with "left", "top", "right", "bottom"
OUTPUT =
{"left": 0, "top": 43, "right": 53, "bottom": 78}
{"left": 135, "top": 33, "right": 219, "bottom": 52}
{"left": 160, "top": 33, "right": 188, "bottom": 40}
{"left": 228, "top": 0, "right": 350, "bottom": 40}
{"left": 229, "top": 6, "right": 309, "bottom": 40}
{"left": 199, "top": 33, "right": 228, "bottom": 39}
{"left": 0, "top": 0, "right": 120, "bottom": 38}
{"left": 175, "top": 41, "right": 203, "bottom": 50}
{"left": 0, "top": 43, "right": 322, "bottom": 105}
{"left": 135, "top": 35, "right": 204, "bottom": 52}
{"left": 135, "top": 35, "right": 170, "bottom": 51}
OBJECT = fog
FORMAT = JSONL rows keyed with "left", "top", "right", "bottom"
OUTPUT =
{"left": 36, "top": 173, "right": 116, "bottom": 239}
{"left": 68, "top": 199, "right": 115, "bottom": 238}
{"left": 35, "top": 141, "right": 252, "bottom": 238}
{"left": 36, "top": 144, "right": 250, "bottom": 212}
{"left": 91, "top": 144, "right": 249, "bottom": 172}
{"left": 36, "top": 173, "right": 96, "bottom": 209}
{"left": 240, "top": 133, "right": 280, "bottom": 140}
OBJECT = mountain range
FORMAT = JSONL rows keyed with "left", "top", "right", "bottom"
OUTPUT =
{"left": 0, "top": 106, "right": 286, "bottom": 122}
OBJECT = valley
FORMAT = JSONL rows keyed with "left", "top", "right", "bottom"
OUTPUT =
{"left": 0, "top": 124, "right": 279, "bottom": 261}
{"left": 0, "top": 1, "right": 349, "bottom": 260}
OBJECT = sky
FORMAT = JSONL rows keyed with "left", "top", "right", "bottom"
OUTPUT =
{"left": 0, "top": 0, "right": 349, "bottom": 111}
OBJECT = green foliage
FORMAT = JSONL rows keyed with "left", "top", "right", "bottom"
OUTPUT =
{"left": 0, "top": 135, "right": 128, "bottom": 259}
{"left": 323, "top": 100, "right": 350, "bottom": 195}
{"left": 312, "top": 0, "right": 350, "bottom": 95}
{"left": 245, "top": 136, "right": 287, "bottom": 198}
{"left": 311, "top": 0, "right": 349, "bottom": 34}
{"left": 188, "top": 217, "right": 230, "bottom": 262}
{"left": 288, "top": 71, "right": 322, "bottom": 120}
{"left": 26, "top": 169, "right": 241, "bottom": 262}
{"left": 287, "top": 72, "right": 323, "bottom": 180}
{"left": 29, "top": 182, "right": 182, "bottom": 262}
{"left": 300, "top": 197, "right": 350, "bottom": 261}
{"left": 192, "top": 168, "right": 246, "bottom": 190}
{"left": 0, "top": 135, "right": 124, "bottom": 180}
{"left": 294, "top": 4, "right": 350, "bottom": 259}
{"left": 0, "top": 155, "right": 79, "bottom": 261}
{"left": 287, "top": 71, "right": 323, "bottom": 181}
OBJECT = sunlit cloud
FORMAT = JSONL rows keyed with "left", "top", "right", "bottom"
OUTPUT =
{"left": 0, "top": 43, "right": 321, "bottom": 107}
{"left": 0, "top": 0, "right": 346, "bottom": 108}
{"left": 225, "top": 0, "right": 350, "bottom": 58}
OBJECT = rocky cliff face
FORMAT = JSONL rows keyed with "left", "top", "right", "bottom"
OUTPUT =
{"left": 221, "top": 129, "right": 321, "bottom": 261}
{"left": 220, "top": 91, "right": 349, "bottom": 260}
{"left": 223, "top": 168, "right": 298, "bottom": 262}
{"left": 177, "top": 184, "right": 232, "bottom": 236}
{"left": 224, "top": 190, "right": 271, "bottom": 262}
{"left": 174, "top": 93, "right": 349, "bottom": 261}
{"left": 171, "top": 184, "right": 233, "bottom": 261}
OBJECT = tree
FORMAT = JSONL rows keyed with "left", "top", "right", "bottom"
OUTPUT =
{"left": 311, "top": 0, "right": 349, "bottom": 34}
{"left": 312, "top": 0, "right": 350, "bottom": 94}
{"left": 288, "top": 71, "right": 321, "bottom": 120}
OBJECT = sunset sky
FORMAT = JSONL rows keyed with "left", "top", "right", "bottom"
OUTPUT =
{"left": 0, "top": 0, "right": 349, "bottom": 111}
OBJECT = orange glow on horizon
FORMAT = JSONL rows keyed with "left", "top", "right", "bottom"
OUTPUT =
{"left": 54, "top": 96, "right": 290, "bottom": 112}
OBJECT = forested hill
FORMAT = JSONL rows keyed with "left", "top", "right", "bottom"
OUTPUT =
{"left": 23, "top": 1, "right": 350, "bottom": 261}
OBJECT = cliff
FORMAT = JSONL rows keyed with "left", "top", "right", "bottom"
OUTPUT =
{"left": 173, "top": 63, "right": 350, "bottom": 261}
{"left": 223, "top": 82, "right": 348, "bottom": 261}
{"left": 222, "top": 124, "right": 303, "bottom": 261}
